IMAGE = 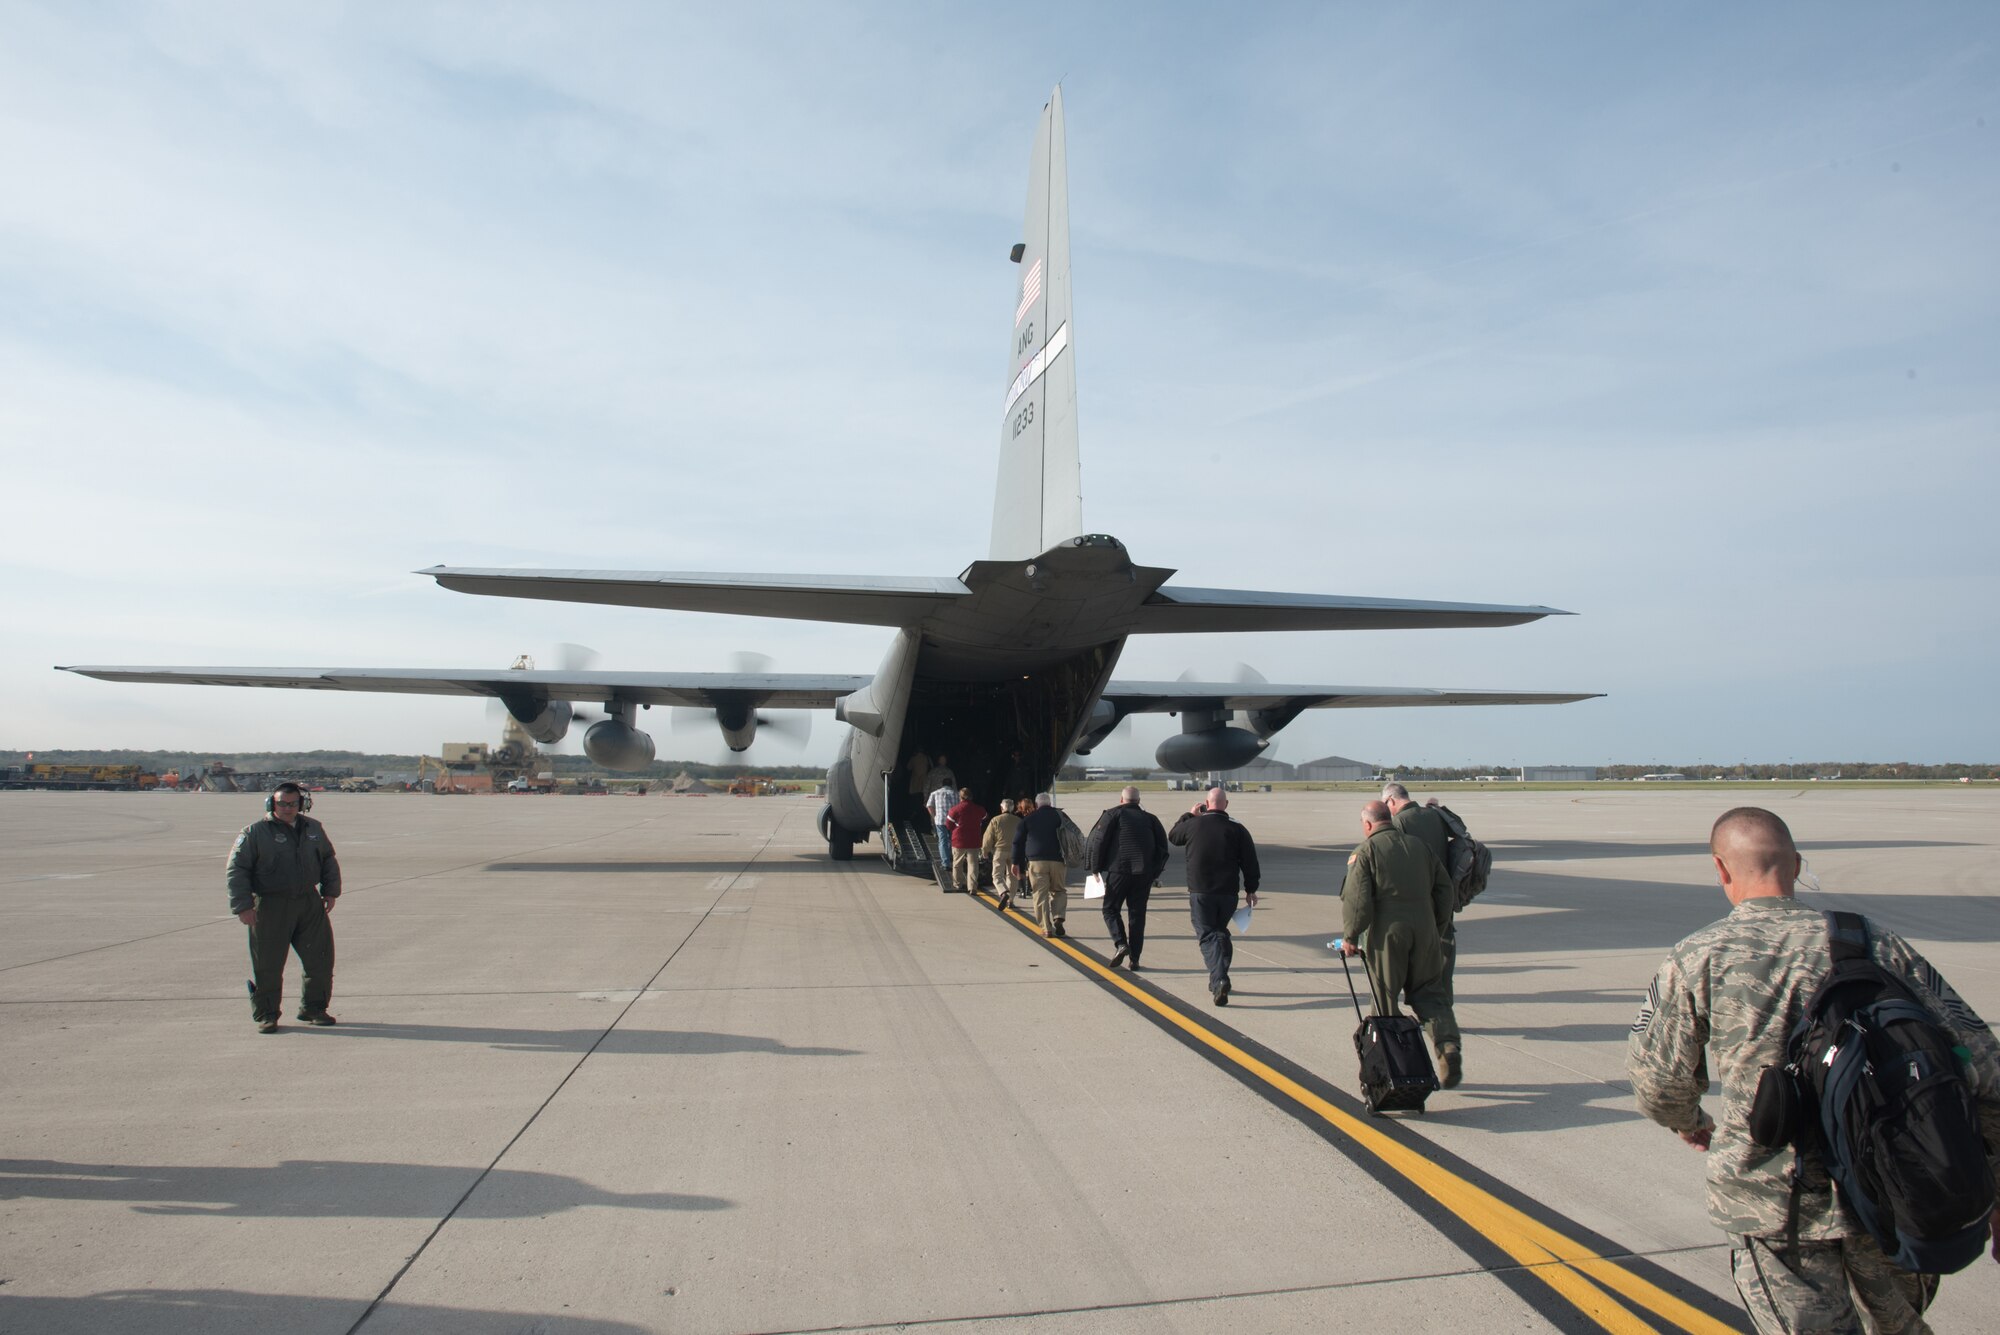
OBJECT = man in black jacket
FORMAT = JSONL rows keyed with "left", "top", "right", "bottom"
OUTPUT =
{"left": 1011, "top": 793, "right": 1070, "bottom": 938}
{"left": 1088, "top": 786, "right": 1169, "bottom": 970}
{"left": 1168, "top": 788, "right": 1260, "bottom": 1005}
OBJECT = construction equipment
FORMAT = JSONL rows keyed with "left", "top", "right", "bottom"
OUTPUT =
{"left": 728, "top": 776, "right": 785, "bottom": 796}
{"left": 1, "top": 763, "right": 154, "bottom": 791}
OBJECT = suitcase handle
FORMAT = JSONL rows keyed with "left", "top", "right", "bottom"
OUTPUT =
{"left": 1338, "top": 948, "right": 1384, "bottom": 1020}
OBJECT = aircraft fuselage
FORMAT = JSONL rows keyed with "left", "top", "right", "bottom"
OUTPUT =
{"left": 824, "top": 535, "right": 1158, "bottom": 844}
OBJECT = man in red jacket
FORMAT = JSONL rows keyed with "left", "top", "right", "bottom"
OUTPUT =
{"left": 945, "top": 787, "right": 988, "bottom": 895}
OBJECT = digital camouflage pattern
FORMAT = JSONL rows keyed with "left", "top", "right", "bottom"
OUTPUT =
{"left": 1731, "top": 1235, "right": 1938, "bottom": 1335}
{"left": 1627, "top": 896, "right": 2000, "bottom": 1240}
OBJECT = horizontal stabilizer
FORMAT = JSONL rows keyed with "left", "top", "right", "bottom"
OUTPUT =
{"left": 57, "top": 666, "right": 869, "bottom": 710}
{"left": 1103, "top": 682, "right": 1603, "bottom": 713}
{"left": 1131, "top": 586, "right": 1569, "bottom": 634}
{"left": 420, "top": 567, "right": 965, "bottom": 627}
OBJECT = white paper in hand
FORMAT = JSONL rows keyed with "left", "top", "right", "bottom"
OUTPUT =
{"left": 1083, "top": 873, "right": 1106, "bottom": 900}
{"left": 1230, "top": 904, "right": 1252, "bottom": 935}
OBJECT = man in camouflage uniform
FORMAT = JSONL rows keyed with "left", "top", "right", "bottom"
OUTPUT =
{"left": 1337, "top": 799, "right": 1463, "bottom": 1087}
{"left": 1383, "top": 783, "right": 1458, "bottom": 1003}
{"left": 1628, "top": 807, "right": 2000, "bottom": 1334}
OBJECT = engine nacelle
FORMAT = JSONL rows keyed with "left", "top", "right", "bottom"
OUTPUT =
{"left": 1072, "top": 699, "right": 1120, "bottom": 755}
{"left": 583, "top": 719, "right": 656, "bottom": 771}
{"left": 1155, "top": 727, "right": 1265, "bottom": 774}
{"left": 714, "top": 702, "right": 757, "bottom": 753}
{"left": 505, "top": 698, "right": 574, "bottom": 745}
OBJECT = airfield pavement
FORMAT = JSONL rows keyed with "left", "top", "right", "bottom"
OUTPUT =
{"left": 2, "top": 787, "right": 1997, "bottom": 1334}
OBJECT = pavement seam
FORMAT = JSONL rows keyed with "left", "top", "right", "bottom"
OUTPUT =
{"left": 0, "top": 814, "right": 683, "bottom": 976}
{"left": 341, "top": 829, "right": 774, "bottom": 1335}
{"left": 968, "top": 886, "right": 1746, "bottom": 1335}
{"left": 734, "top": 1242, "right": 1733, "bottom": 1333}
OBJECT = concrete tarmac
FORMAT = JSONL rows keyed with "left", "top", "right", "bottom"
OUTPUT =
{"left": 2, "top": 787, "right": 1996, "bottom": 1334}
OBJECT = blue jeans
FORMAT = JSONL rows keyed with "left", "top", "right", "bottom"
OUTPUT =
{"left": 936, "top": 823, "right": 951, "bottom": 862}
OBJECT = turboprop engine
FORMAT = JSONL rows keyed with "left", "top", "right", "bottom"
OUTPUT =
{"left": 713, "top": 702, "right": 757, "bottom": 753}
{"left": 502, "top": 697, "right": 573, "bottom": 745}
{"left": 1151, "top": 665, "right": 1302, "bottom": 774}
{"left": 583, "top": 701, "right": 655, "bottom": 771}
{"left": 1155, "top": 724, "right": 1266, "bottom": 774}
{"left": 1072, "top": 698, "right": 1121, "bottom": 755}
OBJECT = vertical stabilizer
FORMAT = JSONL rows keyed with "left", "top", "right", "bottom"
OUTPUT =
{"left": 989, "top": 88, "right": 1081, "bottom": 560}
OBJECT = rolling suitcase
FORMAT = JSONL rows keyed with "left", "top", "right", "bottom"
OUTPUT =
{"left": 1341, "top": 952, "right": 1439, "bottom": 1115}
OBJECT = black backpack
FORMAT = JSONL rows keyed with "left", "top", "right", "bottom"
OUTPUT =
{"left": 1431, "top": 805, "right": 1492, "bottom": 911}
{"left": 1749, "top": 911, "right": 1994, "bottom": 1274}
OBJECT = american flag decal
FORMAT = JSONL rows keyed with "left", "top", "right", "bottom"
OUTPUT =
{"left": 1015, "top": 258, "right": 1042, "bottom": 325}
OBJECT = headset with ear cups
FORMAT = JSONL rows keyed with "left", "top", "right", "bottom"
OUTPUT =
{"left": 265, "top": 784, "right": 312, "bottom": 815}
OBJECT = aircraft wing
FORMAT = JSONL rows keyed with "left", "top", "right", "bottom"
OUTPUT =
{"left": 1128, "top": 587, "right": 1569, "bottom": 633}
{"left": 56, "top": 666, "right": 871, "bottom": 710}
{"left": 419, "top": 567, "right": 966, "bottom": 626}
{"left": 1103, "top": 681, "right": 1603, "bottom": 713}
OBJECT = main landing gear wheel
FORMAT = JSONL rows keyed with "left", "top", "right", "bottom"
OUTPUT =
{"left": 828, "top": 825, "right": 854, "bottom": 860}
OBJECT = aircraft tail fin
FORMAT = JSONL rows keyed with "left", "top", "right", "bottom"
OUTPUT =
{"left": 989, "top": 87, "right": 1081, "bottom": 560}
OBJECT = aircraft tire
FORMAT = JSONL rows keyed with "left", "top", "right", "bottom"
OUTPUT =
{"left": 828, "top": 825, "right": 854, "bottom": 860}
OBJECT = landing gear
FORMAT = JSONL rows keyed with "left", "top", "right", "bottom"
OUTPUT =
{"left": 828, "top": 825, "right": 854, "bottom": 860}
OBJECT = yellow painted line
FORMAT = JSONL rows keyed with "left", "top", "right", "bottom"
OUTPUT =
{"left": 976, "top": 889, "right": 1735, "bottom": 1335}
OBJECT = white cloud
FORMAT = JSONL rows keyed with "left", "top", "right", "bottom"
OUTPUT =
{"left": 4, "top": 3, "right": 1996, "bottom": 765}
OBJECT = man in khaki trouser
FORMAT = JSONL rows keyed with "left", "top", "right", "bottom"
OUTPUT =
{"left": 1010, "top": 792, "right": 1069, "bottom": 938}
{"left": 945, "top": 787, "right": 987, "bottom": 894}
{"left": 982, "top": 798, "right": 1022, "bottom": 911}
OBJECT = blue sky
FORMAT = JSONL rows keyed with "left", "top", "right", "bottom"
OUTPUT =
{"left": 4, "top": 2, "right": 1996, "bottom": 768}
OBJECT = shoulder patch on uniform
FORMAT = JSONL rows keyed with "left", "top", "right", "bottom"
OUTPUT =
{"left": 1920, "top": 961, "right": 1990, "bottom": 1035}
{"left": 1346, "top": 853, "right": 1358, "bottom": 865}
{"left": 1630, "top": 977, "right": 1661, "bottom": 1033}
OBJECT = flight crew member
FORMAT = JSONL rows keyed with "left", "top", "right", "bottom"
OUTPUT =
{"left": 227, "top": 780, "right": 341, "bottom": 1033}
{"left": 945, "top": 787, "right": 988, "bottom": 894}
{"left": 927, "top": 778, "right": 958, "bottom": 865}
{"left": 1168, "top": 788, "right": 1260, "bottom": 1005}
{"left": 1628, "top": 807, "right": 2000, "bottom": 1335}
{"left": 1337, "top": 800, "right": 1462, "bottom": 1086}
{"left": 906, "top": 749, "right": 932, "bottom": 798}
{"left": 983, "top": 798, "right": 1023, "bottom": 912}
{"left": 1012, "top": 792, "right": 1069, "bottom": 938}
{"left": 1382, "top": 783, "right": 1457, "bottom": 1002}
{"left": 1088, "top": 786, "right": 1168, "bottom": 970}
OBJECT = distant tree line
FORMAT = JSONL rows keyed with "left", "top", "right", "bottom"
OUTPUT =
{"left": 0, "top": 749, "right": 824, "bottom": 782}
{"left": 6, "top": 750, "right": 1995, "bottom": 784}
{"left": 1377, "top": 761, "right": 1999, "bottom": 782}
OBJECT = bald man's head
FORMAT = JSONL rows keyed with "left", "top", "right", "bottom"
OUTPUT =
{"left": 1709, "top": 806, "right": 1800, "bottom": 900}
{"left": 1361, "top": 799, "right": 1391, "bottom": 826}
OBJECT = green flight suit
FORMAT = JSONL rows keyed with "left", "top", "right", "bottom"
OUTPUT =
{"left": 1341, "top": 825, "right": 1459, "bottom": 1052}
{"left": 227, "top": 813, "right": 341, "bottom": 1021}
{"left": 1391, "top": 801, "right": 1458, "bottom": 1003}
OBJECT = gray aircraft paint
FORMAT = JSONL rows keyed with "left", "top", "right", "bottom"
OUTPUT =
{"left": 990, "top": 87, "right": 1081, "bottom": 562}
{"left": 61, "top": 89, "right": 1599, "bottom": 861}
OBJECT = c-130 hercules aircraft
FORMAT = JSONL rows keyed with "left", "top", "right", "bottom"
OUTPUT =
{"left": 63, "top": 89, "right": 1598, "bottom": 870}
